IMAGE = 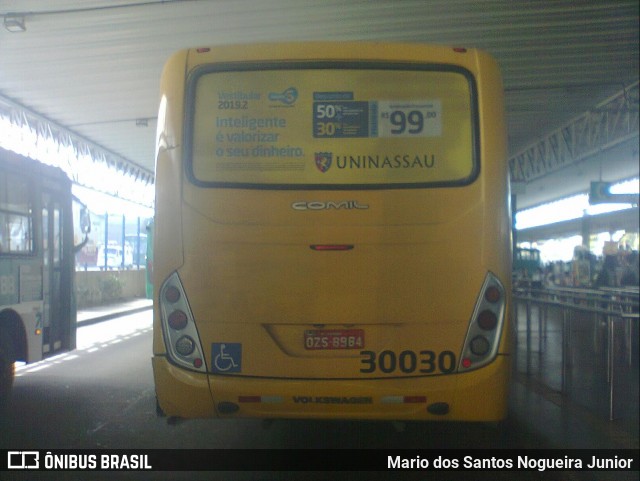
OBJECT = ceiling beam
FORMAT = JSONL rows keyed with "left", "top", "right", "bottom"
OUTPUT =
{"left": 509, "top": 80, "right": 639, "bottom": 184}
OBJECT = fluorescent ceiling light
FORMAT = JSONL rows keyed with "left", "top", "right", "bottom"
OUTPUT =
{"left": 4, "top": 14, "right": 26, "bottom": 33}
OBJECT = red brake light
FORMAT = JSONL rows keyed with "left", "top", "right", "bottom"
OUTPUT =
{"left": 310, "top": 245, "right": 354, "bottom": 251}
{"left": 477, "top": 310, "right": 498, "bottom": 331}
{"left": 478, "top": 310, "right": 498, "bottom": 331}
{"left": 403, "top": 396, "right": 427, "bottom": 403}
{"left": 168, "top": 310, "right": 188, "bottom": 330}
{"left": 164, "top": 285, "right": 180, "bottom": 303}
{"left": 485, "top": 286, "right": 501, "bottom": 303}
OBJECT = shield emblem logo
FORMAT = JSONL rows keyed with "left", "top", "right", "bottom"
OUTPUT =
{"left": 315, "top": 152, "right": 332, "bottom": 173}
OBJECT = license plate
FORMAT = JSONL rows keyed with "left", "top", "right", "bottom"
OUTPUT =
{"left": 304, "top": 329, "right": 365, "bottom": 350}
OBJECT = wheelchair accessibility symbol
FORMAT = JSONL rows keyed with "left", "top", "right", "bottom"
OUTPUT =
{"left": 212, "top": 343, "right": 242, "bottom": 373}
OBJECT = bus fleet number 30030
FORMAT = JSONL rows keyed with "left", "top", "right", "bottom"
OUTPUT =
{"left": 359, "top": 350, "right": 456, "bottom": 375}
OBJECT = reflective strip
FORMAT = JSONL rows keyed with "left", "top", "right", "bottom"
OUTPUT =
{"left": 238, "top": 396, "right": 260, "bottom": 403}
{"left": 381, "top": 396, "right": 403, "bottom": 404}
{"left": 238, "top": 396, "right": 284, "bottom": 404}
{"left": 262, "top": 396, "right": 284, "bottom": 404}
{"left": 381, "top": 396, "right": 427, "bottom": 404}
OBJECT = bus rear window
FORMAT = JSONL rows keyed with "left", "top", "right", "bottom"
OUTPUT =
{"left": 187, "top": 63, "right": 478, "bottom": 189}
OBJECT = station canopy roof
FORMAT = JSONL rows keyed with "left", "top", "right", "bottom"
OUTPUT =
{"left": 0, "top": 0, "right": 638, "bottom": 211}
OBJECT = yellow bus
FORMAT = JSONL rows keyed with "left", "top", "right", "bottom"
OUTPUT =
{"left": 152, "top": 42, "right": 512, "bottom": 422}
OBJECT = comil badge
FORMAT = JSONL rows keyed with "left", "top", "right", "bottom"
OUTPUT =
{"left": 315, "top": 152, "right": 332, "bottom": 173}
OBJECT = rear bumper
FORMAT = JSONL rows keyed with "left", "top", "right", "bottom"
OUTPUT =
{"left": 152, "top": 355, "right": 215, "bottom": 418}
{"left": 152, "top": 354, "right": 510, "bottom": 421}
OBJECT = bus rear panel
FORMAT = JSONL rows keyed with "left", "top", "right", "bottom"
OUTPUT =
{"left": 152, "top": 43, "right": 511, "bottom": 422}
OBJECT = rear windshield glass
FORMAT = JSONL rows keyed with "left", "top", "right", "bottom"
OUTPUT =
{"left": 187, "top": 62, "right": 478, "bottom": 189}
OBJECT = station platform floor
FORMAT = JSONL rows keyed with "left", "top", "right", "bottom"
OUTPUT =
{"left": 76, "top": 298, "right": 639, "bottom": 453}
{"left": 511, "top": 301, "right": 639, "bottom": 451}
{"left": 77, "top": 298, "right": 153, "bottom": 326}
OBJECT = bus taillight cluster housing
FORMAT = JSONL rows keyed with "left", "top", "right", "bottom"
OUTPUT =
{"left": 458, "top": 272, "right": 507, "bottom": 372}
{"left": 159, "top": 272, "right": 207, "bottom": 372}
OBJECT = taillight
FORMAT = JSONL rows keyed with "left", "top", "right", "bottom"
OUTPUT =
{"left": 477, "top": 310, "right": 498, "bottom": 330}
{"left": 168, "top": 310, "right": 188, "bottom": 330}
{"left": 469, "top": 336, "right": 491, "bottom": 356}
{"left": 164, "top": 285, "right": 180, "bottom": 303}
{"left": 159, "top": 272, "right": 207, "bottom": 372}
{"left": 458, "top": 272, "right": 507, "bottom": 372}
{"left": 484, "top": 285, "right": 501, "bottom": 303}
{"left": 175, "top": 336, "right": 196, "bottom": 356}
